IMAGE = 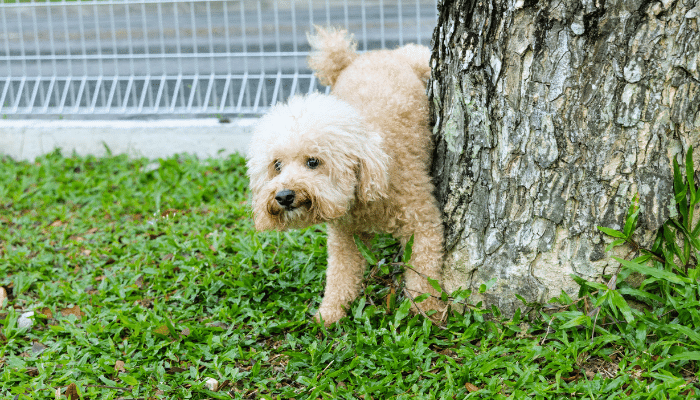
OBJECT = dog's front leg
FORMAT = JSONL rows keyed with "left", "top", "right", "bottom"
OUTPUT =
{"left": 315, "top": 224, "right": 368, "bottom": 326}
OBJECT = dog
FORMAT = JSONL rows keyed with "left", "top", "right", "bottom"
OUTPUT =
{"left": 246, "top": 27, "right": 445, "bottom": 325}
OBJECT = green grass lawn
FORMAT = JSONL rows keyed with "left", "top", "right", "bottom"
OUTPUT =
{"left": 1, "top": 151, "right": 698, "bottom": 399}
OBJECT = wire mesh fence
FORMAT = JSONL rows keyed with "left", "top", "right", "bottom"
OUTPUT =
{"left": 0, "top": 0, "right": 437, "bottom": 118}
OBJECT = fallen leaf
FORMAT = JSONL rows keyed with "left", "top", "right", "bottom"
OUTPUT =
{"left": 465, "top": 382, "right": 480, "bottom": 392}
{"left": 115, "top": 360, "right": 126, "bottom": 373}
{"left": 148, "top": 232, "right": 165, "bottom": 240}
{"left": 84, "top": 285, "right": 97, "bottom": 294}
{"left": 70, "top": 236, "right": 85, "bottom": 242}
{"left": 136, "top": 298, "right": 153, "bottom": 308}
{"left": 161, "top": 208, "right": 178, "bottom": 217}
{"left": 65, "top": 383, "right": 80, "bottom": 400}
{"left": 0, "top": 287, "right": 6, "bottom": 309}
{"left": 37, "top": 307, "right": 53, "bottom": 319}
{"left": 81, "top": 249, "right": 91, "bottom": 256}
{"left": 50, "top": 220, "right": 63, "bottom": 228}
{"left": 86, "top": 228, "right": 98, "bottom": 234}
{"left": 60, "top": 305, "right": 84, "bottom": 318}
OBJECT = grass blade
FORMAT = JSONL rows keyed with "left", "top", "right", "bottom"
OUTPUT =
{"left": 610, "top": 290, "right": 635, "bottom": 323}
{"left": 673, "top": 158, "right": 689, "bottom": 222}
{"left": 613, "top": 257, "right": 691, "bottom": 284}
{"left": 402, "top": 234, "right": 414, "bottom": 264}
{"left": 686, "top": 146, "right": 695, "bottom": 205}
{"left": 663, "top": 324, "right": 700, "bottom": 345}
{"left": 353, "top": 235, "right": 377, "bottom": 265}
{"left": 652, "top": 351, "right": 700, "bottom": 371}
{"left": 623, "top": 195, "right": 640, "bottom": 238}
{"left": 598, "top": 226, "right": 626, "bottom": 239}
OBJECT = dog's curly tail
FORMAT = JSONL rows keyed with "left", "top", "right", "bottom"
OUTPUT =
{"left": 307, "top": 26, "right": 357, "bottom": 87}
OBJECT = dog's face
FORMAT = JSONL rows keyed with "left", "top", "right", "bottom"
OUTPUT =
{"left": 247, "top": 94, "right": 389, "bottom": 231}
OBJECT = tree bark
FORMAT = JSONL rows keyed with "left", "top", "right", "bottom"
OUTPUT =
{"left": 429, "top": 0, "right": 700, "bottom": 316}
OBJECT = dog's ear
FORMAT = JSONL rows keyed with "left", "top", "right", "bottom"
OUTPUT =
{"left": 356, "top": 134, "right": 390, "bottom": 203}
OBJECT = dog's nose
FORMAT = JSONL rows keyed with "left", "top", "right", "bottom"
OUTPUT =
{"left": 275, "top": 189, "right": 296, "bottom": 207}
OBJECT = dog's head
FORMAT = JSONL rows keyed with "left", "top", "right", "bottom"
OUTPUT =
{"left": 246, "top": 93, "right": 389, "bottom": 231}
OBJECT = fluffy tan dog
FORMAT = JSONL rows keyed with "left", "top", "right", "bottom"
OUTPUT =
{"left": 247, "top": 27, "right": 445, "bottom": 325}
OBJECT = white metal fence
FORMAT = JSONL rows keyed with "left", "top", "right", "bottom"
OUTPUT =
{"left": 0, "top": 0, "right": 437, "bottom": 118}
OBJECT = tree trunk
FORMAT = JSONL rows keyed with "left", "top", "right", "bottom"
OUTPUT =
{"left": 429, "top": 0, "right": 700, "bottom": 316}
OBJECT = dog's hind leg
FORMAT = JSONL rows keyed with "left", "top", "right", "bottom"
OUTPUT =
{"left": 399, "top": 202, "right": 447, "bottom": 322}
{"left": 315, "top": 224, "right": 368, "bottom": 326}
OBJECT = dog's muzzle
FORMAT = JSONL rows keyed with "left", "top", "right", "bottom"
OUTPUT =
{"left": 275, "top": 189, "right": 296, "bottom": 208}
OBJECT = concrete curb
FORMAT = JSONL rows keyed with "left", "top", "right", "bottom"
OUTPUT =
{"left": 0, "top": 119, "right": 256, "bottom": 161}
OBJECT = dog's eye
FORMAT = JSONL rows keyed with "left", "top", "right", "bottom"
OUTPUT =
{"left": 274, "top": 160, "right": 282, "bottom": 172}
{"left": 306, "top": 157, "right": 320, "bottom": 169}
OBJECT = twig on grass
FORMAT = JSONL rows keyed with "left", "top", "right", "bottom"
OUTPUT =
{"left": 403, "top": 287, "right": 447, "bottom": 330}
{"left": 540, "top": 314, "right": 556, "bottom": 345}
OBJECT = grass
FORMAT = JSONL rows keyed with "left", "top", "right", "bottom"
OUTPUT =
{"left": 0, "top": 149, "right": 698, "bottom": 399}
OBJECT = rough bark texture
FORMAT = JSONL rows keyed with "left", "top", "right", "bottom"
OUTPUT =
{"left": 429, "top": 0, "right": 700, "bottom": 316}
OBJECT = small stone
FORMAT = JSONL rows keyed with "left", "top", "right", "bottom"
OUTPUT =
{"left": 31, "top": 341, "right": 47, "bottom": 355}
{"left": 18, "top": 311, "right": 34, "bottom": 329}
{"left": 204, "top": 377, "right": 218, "bottom": 391}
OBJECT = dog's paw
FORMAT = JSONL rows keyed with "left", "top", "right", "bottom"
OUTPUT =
{"left": 314, "top": 305, "right": 347, "bottom": 326}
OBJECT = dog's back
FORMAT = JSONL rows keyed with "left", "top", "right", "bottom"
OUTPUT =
{"left": 308, "top": 27, "right": 434, "bottom": 176}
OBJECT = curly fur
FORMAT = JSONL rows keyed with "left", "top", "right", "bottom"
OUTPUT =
{"left": 247, "top": 27, "right": 445, "bottom": 325}
{"left": 307, "top": 26, "right": 358, "bottom": 86}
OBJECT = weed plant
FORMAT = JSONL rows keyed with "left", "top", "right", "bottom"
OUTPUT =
{"left": 0, "top": 148, "right": 698, "bottom": 399}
